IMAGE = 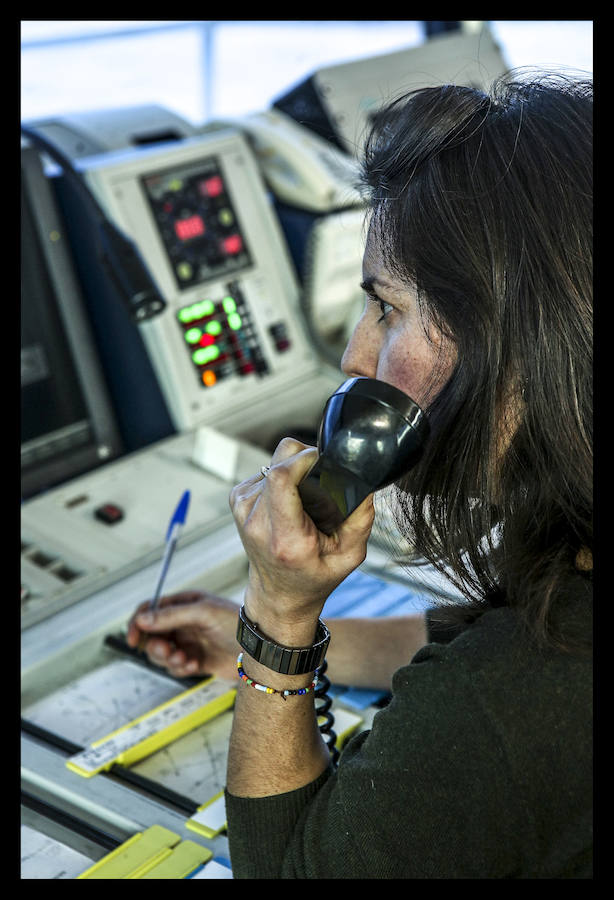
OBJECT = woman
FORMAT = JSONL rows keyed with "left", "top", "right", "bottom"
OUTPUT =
{"left": 128, "top": 73, "right": 592, "bottom": 878}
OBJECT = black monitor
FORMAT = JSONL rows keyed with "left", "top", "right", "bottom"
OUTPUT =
{"left": 21, "top": 143, "right": 123, "bottom": 499}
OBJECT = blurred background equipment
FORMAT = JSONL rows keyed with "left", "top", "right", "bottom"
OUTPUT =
{"left": 272, "top": 26, "right": 507, "bottom": 154}
{"left": 21, "top": 143, "right": 124, "bottom": 499}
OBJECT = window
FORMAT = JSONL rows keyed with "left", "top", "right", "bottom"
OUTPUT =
{"left": 208, "top": 21, "right": 424, "bottom": 118}
{"left": 21, "top": 21, "right": 209, "bottom": 123}
{"left": 489, "top": 20, "right": 592, "bottom": 75}
{"left": 21, "top": 20, "right": 592, "bottom": 126}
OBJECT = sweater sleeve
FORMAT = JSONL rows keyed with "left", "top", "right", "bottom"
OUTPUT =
{"left": 225, "top": 606, "right": 592, "bottom": 878}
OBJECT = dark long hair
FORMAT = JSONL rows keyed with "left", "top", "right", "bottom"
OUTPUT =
{"left": 361, "top": 72, "right": 592, "bottom": 649}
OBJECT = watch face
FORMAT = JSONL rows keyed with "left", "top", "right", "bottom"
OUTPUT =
{"left": 241, "top": 623, "right": 261, "bottom": 657}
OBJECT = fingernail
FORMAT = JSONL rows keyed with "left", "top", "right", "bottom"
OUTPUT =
{"left": 138, "top": 612, "right": 154, "bottom": 625}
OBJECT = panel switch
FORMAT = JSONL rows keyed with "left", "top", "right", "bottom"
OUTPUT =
{"left": 94, "top": 503, "right": 124, "bottom": 525}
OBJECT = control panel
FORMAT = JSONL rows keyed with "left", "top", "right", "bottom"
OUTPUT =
{"left": 20, "top": 429, "right": 268, "bottom": 629}
{"left": 174, "top": 283, "right": 284, "bottom": 388}
{"left": 79, "top": 131, "right": 330, "bottom": 436}
{"left": 141, "top": 156, "right": 251, "bottom": 291}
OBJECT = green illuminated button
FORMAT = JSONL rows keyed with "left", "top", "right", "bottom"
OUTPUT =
{"left": 227, "top": 312, "right": 242, "bottom": 331}
{"left": 223, "top": 296, "right": 237, "bottom": 314}
{"left": 177, "top": 262, "right": 192, "bottom": 281}
{"left": 192, "top": 345, "right": 220, "bottom": 365}
{"left": 196, "top": 299, "right": 215, "bottom": 318}
{"left": 177, "top": 307, "right": 194, "bottom": 324}
{"left": 218, "top": 208, "right": 234, "bottom": 226}
{"left": 205, "top": 320, "right": 222, "bottom": 336}
{"left": 184, "top": 327, "right": 202, "bottom": 343}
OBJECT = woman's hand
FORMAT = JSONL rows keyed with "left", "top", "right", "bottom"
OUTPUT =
{"left": 126, "top": 591, "right": 239, "bottom": 680}
{"left": 226, "top": 439, "right": 375, "bottom": 800}
{"left": 229, "top": 438, "right": 375, "bottom": 637}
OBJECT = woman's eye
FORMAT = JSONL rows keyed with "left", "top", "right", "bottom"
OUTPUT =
{"left": 377, "top": 299, "right": 394, "bottom": 322}
{"left": 367, "top": 294, "right": 393, "bottom": 322}
{"left": 362, "top": 284, "right": 395, "bottom": 323}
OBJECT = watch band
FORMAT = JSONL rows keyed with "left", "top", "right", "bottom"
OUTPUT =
{"left": 236, "top": 605, "right": 331, "bottom": 675}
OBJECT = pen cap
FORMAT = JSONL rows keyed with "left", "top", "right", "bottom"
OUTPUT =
{"left": 166, "top": 490, "right": 191, "bottom": 540}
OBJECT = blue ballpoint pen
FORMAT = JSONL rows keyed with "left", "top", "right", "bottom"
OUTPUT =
{"left": 138, "top": 489, "right": 191, "bottom": 650}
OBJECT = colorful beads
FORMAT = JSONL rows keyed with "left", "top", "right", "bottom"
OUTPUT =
{"left": 236, "top": 653, "right": 319, "bottom": 700}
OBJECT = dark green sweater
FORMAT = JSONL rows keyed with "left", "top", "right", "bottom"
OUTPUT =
{"left": 225, "top": 580, "right": 592, "bottom": 878}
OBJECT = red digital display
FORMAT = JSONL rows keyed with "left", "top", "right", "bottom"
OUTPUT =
{"left": 174, "top": 214, "right": 206, "bottom": 241}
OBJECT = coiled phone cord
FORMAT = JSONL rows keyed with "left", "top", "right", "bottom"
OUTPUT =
{"left": 315, "top": 659, "right": 339, "bottom": 765}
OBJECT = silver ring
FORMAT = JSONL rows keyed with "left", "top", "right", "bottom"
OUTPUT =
{"left": 260, "top": 465, "right": 271, "bottom": 478}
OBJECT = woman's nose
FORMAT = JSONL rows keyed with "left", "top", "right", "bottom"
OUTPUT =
{"left": 340, "top": 309, "right": 379, "bottom": 379}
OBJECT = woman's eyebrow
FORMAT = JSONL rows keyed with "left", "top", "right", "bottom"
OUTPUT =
{"left": 360, "top": 276, "right": 392, "bottom": 293}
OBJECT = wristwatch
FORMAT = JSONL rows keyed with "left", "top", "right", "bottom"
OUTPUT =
{"left": 236, "top": 605, "right": 331, "bottom": 675}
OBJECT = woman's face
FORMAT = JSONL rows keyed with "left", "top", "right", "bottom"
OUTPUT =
{"left": 341, "top": 232, "right": 456, "bottom": 407}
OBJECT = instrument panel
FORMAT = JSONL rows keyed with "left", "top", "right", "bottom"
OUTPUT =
{"left": 80, "top": 131, "right": 328, "bottom": 435}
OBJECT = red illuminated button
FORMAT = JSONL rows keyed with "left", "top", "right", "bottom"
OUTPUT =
{"left": 199, "top": 333, "right": 215, "bottom": 346}
{"left": 200, "top": 175, "right": 224, "bottom": 198}
{"left": 222, "top": 234, "right": 243, "bottom": 255}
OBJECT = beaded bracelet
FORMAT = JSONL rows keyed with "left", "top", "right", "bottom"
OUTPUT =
{"left": 236, "top": 652, "right": 319, "bottom": 700}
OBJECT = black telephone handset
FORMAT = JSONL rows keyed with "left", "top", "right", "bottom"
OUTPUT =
{"left": 298, "top": 377, "right": 429, "bottom": 535}
{"left": 300, "top": 376, "right": 429, "bottom": 764}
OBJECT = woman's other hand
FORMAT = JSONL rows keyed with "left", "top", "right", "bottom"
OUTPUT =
{"left": 126, "top": 590, "right": 239, "bottom": 680}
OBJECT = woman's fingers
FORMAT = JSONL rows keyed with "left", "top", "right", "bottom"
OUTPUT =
{"left": 144, "top": 638, "right": 199, "bottom": 677}
{"left": 229, "top": 469, "right": 269, "bottom": 525}
{"left": 269, "top": 436, "right": 316, "bottom": 465}
{"left": 230, "top": 438, "right": 317, "bottom": 522}
{"left": 127, "top": 591, "right": 206, "bottom": 645}
{"left": 333, "top": 492, "right": 376, "bottom": 569}
{"left": 263, "top": 449, "right": 322, "bottom": 552}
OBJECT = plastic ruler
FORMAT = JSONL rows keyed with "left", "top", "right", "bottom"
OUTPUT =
{"left": 66, "top": 677, "right": 236, "bottom": 777}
